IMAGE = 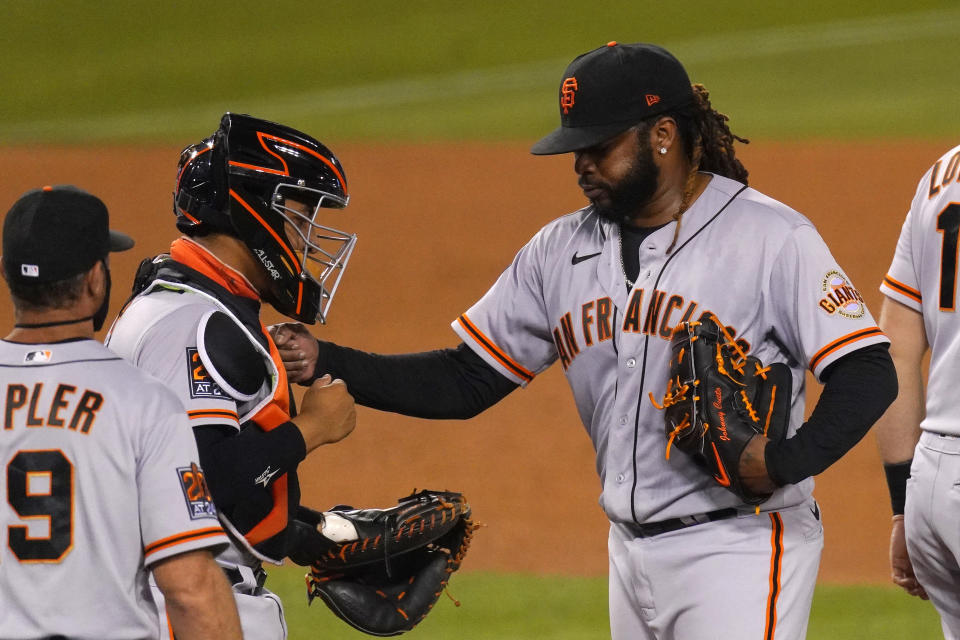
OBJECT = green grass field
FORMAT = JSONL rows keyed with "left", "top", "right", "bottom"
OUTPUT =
{"left": 4, "top": 2, "right": 957, "bottom": 636}
{"left": 264, "top": 566, "right": 943, "bottom": 639}
{"left": 2, "top": 0, "right": 959, "bottom": 143}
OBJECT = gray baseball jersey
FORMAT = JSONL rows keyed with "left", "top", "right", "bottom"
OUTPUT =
{"left": 880, "top": 143, "right": 960, "bottom": 634}
{"left": 453, "top": 173, "right": 888, "bottom": 524}
{"left": 880, "top": 143, "right": 960, "bottom": 436}
{"left": 0, "top": 338, "right": 226, "bottom": 640}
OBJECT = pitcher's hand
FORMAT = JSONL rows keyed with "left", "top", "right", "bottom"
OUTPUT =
{"left": 270, "top": 322, "right": 319, "bottom": 383}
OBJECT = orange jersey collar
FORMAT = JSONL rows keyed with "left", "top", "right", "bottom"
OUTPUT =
{"left": 170, "top": 237, "right": 261, "bottom": 301}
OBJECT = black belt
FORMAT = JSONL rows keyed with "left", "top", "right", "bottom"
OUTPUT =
{"left": 223, "top": 565, "right": 268, "bottom": 591}
{"left": 630, "top": 507, "right": 739, "bottom": 538}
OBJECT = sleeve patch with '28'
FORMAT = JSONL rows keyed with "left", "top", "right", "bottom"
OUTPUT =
{"left": 185, "top": 347, "right": 227, "bottom": 399}
{"left": 177, "top": 462, "right": 218, "bottom": 519}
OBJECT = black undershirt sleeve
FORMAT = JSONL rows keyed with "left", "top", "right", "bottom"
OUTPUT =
{"left": 313, "top": 341, "right": 518, "bottom": 419}
{"left": 764, "top": 343, "right": 897, "bottom": 486}
{"left": 193, "top": 421, "right": 307, "bottom": 510}
{"left": 309, "top": 337, "right": 895, "bottom": 486}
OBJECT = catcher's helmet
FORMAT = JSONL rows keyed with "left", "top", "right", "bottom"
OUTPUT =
{"left": 174, "top": 113, "right": 356, "bottom": 324}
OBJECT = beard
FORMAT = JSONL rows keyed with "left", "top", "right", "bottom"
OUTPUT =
{"left": 591, "top": 136, "right": 660, "bottom": 225}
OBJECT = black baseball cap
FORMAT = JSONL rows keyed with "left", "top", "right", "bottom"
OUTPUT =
{"left": 531, "top": 42, "right": 695, "bottom": 155}
{"left": 2, "top": 185, "right": 134, "bottom": 284}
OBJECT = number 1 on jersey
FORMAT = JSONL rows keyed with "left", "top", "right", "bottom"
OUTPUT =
{"left": 936, "top": 203, "right": 960, "bottom": 310}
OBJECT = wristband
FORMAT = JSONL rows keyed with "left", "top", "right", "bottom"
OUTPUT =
{"left": 884, "top": 460, "right": 912, "bottom": 515}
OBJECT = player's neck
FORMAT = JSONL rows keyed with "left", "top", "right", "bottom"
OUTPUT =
{"left": 626, "top": 172, "right": 711, "bottom": 227}
{"left": 186, "top": 235, "right": 268, "bottom": 297}
{"left": 5, "top": 311, "right": 95, "bottom": 344}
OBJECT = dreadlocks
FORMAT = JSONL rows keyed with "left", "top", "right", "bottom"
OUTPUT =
{"left": 661, "top": 83, "right": 750, "bottom": 252}
{"left": 687, "top": 83, "right": 749, "bottom": 184}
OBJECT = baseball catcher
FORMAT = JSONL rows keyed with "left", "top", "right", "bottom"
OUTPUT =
{"left": 289, "top": 489, "right": 479, "bottom": 636}
{"left": 652, "top": 315, "right": 792, "bottom": 505}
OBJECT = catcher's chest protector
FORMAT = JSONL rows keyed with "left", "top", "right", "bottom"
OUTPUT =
{"left": 107, "top": 243, "right": 297, "bottom": 563}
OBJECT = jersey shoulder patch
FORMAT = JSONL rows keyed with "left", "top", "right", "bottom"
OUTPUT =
{"left": 196, "top": 311, "right": 268, "bottom": 401}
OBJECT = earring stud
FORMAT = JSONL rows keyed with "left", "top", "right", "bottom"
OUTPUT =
{"left": 659, "top": 147, "right": 668, "bottom": 155}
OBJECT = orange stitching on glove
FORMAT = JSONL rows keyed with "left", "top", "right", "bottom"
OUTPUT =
{"left": 739, "top": 389, "right": 759, "bottom": 423}
{"left": 650, "top": 376, "right": 690, "bottom": 410}
{"left": 763, "top": 385, "right": 778, "bottom": 436}
{"left": 665, "top": 415, "right": 690, "bottom": 460}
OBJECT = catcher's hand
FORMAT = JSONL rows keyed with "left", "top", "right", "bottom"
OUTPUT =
{"left": 651, "top": 315, "right": 792, "bottom": 504}
{"left": 289, "top": 490, "right": 479, "bottom": 636}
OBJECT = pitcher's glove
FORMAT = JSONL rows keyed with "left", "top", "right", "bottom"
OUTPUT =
{"left": 289, "top": 489, "right": 479, "bottom": 636}
{"left": 651, "top": 316, "right": 792, "bottom": 505}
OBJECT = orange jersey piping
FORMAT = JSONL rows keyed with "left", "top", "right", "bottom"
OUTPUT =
{"left": 456, "top": 314, "right": 534, "bottom": 382}
{"left": 186, "top": 408, "right": 239, "bottom": 422}
{"left": 144, "top": 527, "right": 225, "bottom": 559}
{"left": 764, "top": 513, "right": 784, "bottom": 640}
{"left": 809, "top": 327, "right": 885, "bottom": 372}
{"left": 882, "top": 274, "right": 922, "bottom": 304}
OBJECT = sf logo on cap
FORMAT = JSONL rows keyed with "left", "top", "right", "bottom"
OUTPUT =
{"left": 561, "top": 77, "right": 578, "bottom": 114}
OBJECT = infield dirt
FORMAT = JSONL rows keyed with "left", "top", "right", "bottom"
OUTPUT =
{"left": 0, "top": 140, "right": 950, "bottom": 583}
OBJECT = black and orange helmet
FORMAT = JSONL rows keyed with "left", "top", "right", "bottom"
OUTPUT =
{"left": 174, "top": 113, "right": 356, "bottom": 324}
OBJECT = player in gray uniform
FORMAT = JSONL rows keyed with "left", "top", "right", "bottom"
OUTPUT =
{"left": 0, "top": 186, "right": 241, "bottom": 640}
{"left": 272, "top": 43, "right": 897, "bottom": 638}
{"left": 106, "top": 114, "right": 357, "bottom": 640}
{"left": 875, "top": 143, "right": 960, "bottom": 638}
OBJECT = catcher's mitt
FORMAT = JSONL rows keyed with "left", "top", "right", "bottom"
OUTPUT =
{"left": 289, "top": 489, "right": 478, "bottom": 636}
{"left": 651, "top": 316, "right": 792, "bottom": 505}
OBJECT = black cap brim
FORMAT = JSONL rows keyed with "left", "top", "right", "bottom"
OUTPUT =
{"left": 109, "top": 230, "right": 135, "bottom": 252}
{"left": 530, "top": 121, "right": 636, "bottom": 155}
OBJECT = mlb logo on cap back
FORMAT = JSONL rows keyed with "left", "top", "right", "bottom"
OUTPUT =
{"left": 531, "top": 42, "right": 695, "bottom": 155}
{"left": 2, "top": 185, "right": 133, "bottom": 285}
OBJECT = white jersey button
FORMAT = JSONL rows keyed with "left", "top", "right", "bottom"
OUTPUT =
{"left": 616, "top": 473, "right": 626, "bottom": 483}
{"left": 619, "top": 415, "right": 628, "bottom": 425}
{"left": 626, "top": 357, "right": 637, "bottom": 368}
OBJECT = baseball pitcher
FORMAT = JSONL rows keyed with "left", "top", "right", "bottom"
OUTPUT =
{"left": 273, "top": 43, "right": 897, "bottom": 639}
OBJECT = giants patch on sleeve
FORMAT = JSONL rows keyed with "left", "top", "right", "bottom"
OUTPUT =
{"left": 817, "top": 270, "right": 866, "bottom": 318}
{"left": 177, "top": 462, "right": 218, "bottom": 519}
{"left": 185, "top": 347, "right": 227, "bottom": 399}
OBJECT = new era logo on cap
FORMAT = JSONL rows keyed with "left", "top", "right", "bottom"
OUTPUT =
{"left": 20, "top": 264, "right": 39, "bottom": 278}
{"left": 531, "top": 42, "right": 695, "bottom": 155}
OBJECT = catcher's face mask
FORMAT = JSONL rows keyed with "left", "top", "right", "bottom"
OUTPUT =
{"left": 273, "top": 184, "right": 357, "bottom": 325}
{"left": 216, "top": 112, "right": 357, "bottom": 324}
